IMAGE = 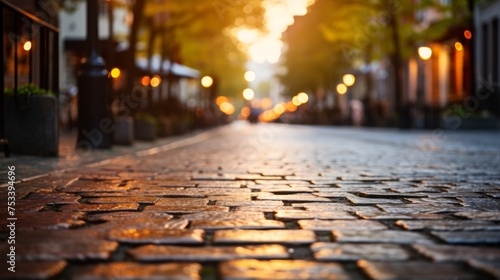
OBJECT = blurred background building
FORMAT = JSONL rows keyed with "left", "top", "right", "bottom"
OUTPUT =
{"left": 1, "top": 0, "right": 499, "bottom": 156}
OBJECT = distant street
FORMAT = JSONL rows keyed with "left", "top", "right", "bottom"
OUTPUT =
{"left": 1, "top": 122, "right": 500, "bottom": 279}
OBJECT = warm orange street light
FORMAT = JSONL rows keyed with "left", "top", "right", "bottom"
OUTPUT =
{"left": 201, "top": 76, "right": 213, "bottom": 88}
{"left": 219, "top": 101, "right": 235, "bottom": 115}
{"left": 297, "top": 92, "right": 309, "bottom": 103}
{"left": 418, "top": 46, "right": 432, "bottom": 60}
{"left": 464, "top": 30, "right": 472, "bottom": 39}
{"left": 337, "top": 83, "right": 347, "bottom": 95}
{"left": 23, "top": 41, "right": 32, "bottom": 51}
{"left": 140, "top": 76, "right": 151, "bottom": 86}
{"left": 150, "top": 75, "right": 161, "bottom": 87}
{"left": 273, "top": 103, "right": 286, "bottom": 115}
{"left": 110, "top": 67, "right": 121, "bottom": 78}
{"left": 216, "top": 96, "right": 229, "bottom": 106}
{"left": 286, "top": 101, "right": 297, "bottom": 112}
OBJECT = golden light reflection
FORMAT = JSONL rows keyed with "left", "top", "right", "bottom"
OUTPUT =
{"left": 455, "top": 42, "right": 463, "bottom": 51}
{"left": 125, "top": 229, "right": 141, "bottom": 238}
{"left": 292, "top": 96, "right": 301, "bottom": 106}
{"left": 216, "top": 96, "right": 229, "bottom": 106}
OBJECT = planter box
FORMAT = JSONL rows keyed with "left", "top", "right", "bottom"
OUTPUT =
{"left": 134, "top": 119, "right": 156, "bottom": 141}
{"left": 4, "top": 95, "right": 58, "bottom": 156}
{"left": 113, "top": 117, "right": 134, "bottom": 145}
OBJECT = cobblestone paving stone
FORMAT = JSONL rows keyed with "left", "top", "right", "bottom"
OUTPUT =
{"left": 1, "top": 123, "right": 500, "bottom": 279}
{"left": 358, "top": 260, "right": 479, "bottom": 280}
{"left": 311, "top": 243, "right": 411, "bottom": 261}
{"left": 129, "top": 244, "right": 290, "bottom": 261}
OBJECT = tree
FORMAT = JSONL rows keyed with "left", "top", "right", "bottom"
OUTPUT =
{"left": 280, "top": 0, "right": 350, "bottom": 97}
{"left": 281, "top": 0, "right": 471, "bottom": 126}
{"left": 125, "top": 0, "right": 265, "bottom": 98}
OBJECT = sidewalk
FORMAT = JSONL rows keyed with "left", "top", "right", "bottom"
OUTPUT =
{"left": 1, "top": 122, "right": 500, "bottom": 279}
{"left": 0, "top": 127, "right": 215, "bottom": 185}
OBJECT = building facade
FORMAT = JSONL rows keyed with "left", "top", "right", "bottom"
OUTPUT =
{"left": 475, "top": 0, "right": 500, "bottom": 87}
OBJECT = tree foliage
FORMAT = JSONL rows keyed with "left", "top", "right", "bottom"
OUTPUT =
{"left": 280, "top": 0, "right": 471, "bottom": 107}
{"left": 127, "top": 0, "right": 265, "bottom": 97}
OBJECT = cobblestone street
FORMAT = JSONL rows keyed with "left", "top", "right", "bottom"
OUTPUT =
{"left": 1, "top": 122, "right": 500, "bottom": 279}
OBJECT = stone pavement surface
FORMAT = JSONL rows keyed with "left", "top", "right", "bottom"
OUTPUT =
{"left": 0, "top": 129, "right": 211, "bottom": 184}
{"left": 1, "top": 122, "right": 500, "bottom": 280}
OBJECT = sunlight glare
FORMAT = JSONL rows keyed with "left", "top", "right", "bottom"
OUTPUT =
{"left": 245, "top": 0, "right": 315, "bottom": 64}
{"left": 237, "top": 29, "right": 259, "bottom": 44}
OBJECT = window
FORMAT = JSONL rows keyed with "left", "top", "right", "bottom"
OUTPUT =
{"left": 99, "top": 0, "right": 108, "bottom": 16}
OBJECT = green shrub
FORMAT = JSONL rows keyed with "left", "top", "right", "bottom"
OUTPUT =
{"left": 4, "top": 83, "right": 55, "bottom": 96}
{"left": 135, "top": 113, "right": 158, "bottom": 125}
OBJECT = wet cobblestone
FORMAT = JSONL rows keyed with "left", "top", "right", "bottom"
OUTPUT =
{"left": 129, "top": 244, "right": 290, "bottom": 261}
{"left": 1, "top": 123, "right": 500, "bottom": 279}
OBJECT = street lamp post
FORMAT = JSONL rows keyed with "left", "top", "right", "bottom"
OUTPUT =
{"left": 199, "top": 76, "right": 213, "bottom": 126}
{"left": 77, "top": 0, "right": 112, "bottom": 149}
{"left": 201, "top": 75, "right": 213, "bottom": 109}
{"left": 417, "top": 46, "right": 432, "bottom": 128}
{"left": 342, "top": 74, "right": 355, "bottom": 125}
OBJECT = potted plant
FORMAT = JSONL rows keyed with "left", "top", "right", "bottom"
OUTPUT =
{"left": 441, "top": 103, "right": 499, "bottom": 130}
{"left": 4, "top": 84, "right": 58, "bottom": 156}
{"left": 134, "top": 113, "right": 157, "bottom": 141}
